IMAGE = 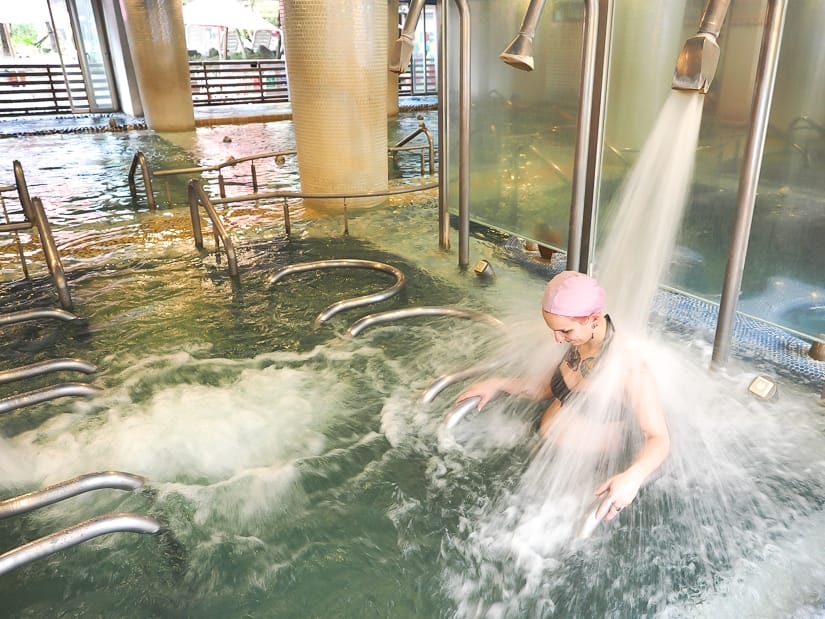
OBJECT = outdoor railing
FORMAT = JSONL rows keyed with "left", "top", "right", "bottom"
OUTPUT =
{"left": 0, "top": 58, "right": 434, "bottom": 118}
{"left": 0, "top": 63, "right": 91, "bottom": 117}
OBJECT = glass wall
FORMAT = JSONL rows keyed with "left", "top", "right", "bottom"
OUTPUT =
{"left": 449, "top": 0, "right": 825, "bottom": 341}
{"left": 444, "top": 0, "right": 584, "bottom": 255}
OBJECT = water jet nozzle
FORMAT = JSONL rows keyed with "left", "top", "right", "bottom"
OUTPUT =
{"left": 672, "top": 0, "right": 731, "bottom": 93}
{"left": 389, "top": 0, "right": 425, "bottom": 73}
{"left": 499, "top": 0, "right": 547, "bottom": 72}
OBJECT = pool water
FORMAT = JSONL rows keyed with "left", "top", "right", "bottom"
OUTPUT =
{"left": 1, "top": 115, "right": 825, "bottom": 618}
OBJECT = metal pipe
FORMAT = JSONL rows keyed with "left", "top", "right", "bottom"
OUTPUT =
{"left": 30, "top": 197, "right": 73, "bottom": 311}
{"left": 187, "top": 180, "right": 239, "bottom": 278}
{"left": 0, "top": 472, "right": 145, "bottom": 519}
{"left": 566, "top": 0, "right": 613, "bottom": 273}
{"left": 499, "top": 0, "right": 547, "bottom": 71}
{"left": 418, "top": 361, "right": 501, "bottom": 404}
{"left": 345, "top": 306, "right": 504, "bottom": 337}
{"left": 0, "top": 512, "right": 161, "bottom": 576}
{"left": 268, "top": 259, "right": 407, "bottom": 327}
{"left": 437, "top": 0, "right": 450, "bottom": 250}
{"left": 0, "top": 358, "right": 97, "bottom": 385}
{"left": 0, "top": 383, "right": 102, "bottom": 415}
{"left": 389, "top": 0, "right": 426, "bottom": 73}
{"left": 127, "top": 150, "right": 156, "bottom": 210}
{"left": 0, "top": 308, "right": 78, "bottom": 325}
{"left": 672, "top": 0, "right": 732, "bottom": 92}
{"left": 455, "top": 0, "right": 471, "bottom": 268}
{"left": 712, "top": 0, "right": 787, "bottom": 368}
{"left": 444, "top": 394, "right": 482, "bottom": 428}
{"left": 12, "top": 160, "right": 34, "bottom": 221}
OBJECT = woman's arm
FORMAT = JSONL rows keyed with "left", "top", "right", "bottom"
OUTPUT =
{"left": 456, "top": 375, "right": 553, "bottom": 409}
{"left": 595, "top": 363, "right": 670, "bottom": 521}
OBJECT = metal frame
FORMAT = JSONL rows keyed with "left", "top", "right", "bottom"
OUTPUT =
{"left": 712, "top": 0, "right": 788, "bottom": 367}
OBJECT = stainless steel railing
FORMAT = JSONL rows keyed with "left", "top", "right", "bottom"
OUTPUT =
{"left": 185, "top": 179, "right": 437, "bottom": 279}
{"left": 345, "top": 306, "right": 504, "bottom": 337}
{"left": 129, "top": 148, "right": 298, "bottom": 210}
{"left": 0, "top": 161, "right": 73, "bottom": 310}
{"left": 269, "top": 259, "right": 407, "bottom": 328}
{"left": 0, "top": 471, "right": 163, "bottom": 576}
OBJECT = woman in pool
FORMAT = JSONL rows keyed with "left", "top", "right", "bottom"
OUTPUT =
{"left": 457, "top": 270, "right": 670, "bottom": 522}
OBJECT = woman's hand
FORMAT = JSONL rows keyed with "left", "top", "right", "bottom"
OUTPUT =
{"left": 593, "top": 467, "right": 645, "bottom": 522}
{"left": 456, "top": 378, "right": 510, "bottom": 409}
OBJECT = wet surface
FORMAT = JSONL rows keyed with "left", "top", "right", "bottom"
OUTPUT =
{"left": 0, "top": 97, "right": 438, "bottom": 139}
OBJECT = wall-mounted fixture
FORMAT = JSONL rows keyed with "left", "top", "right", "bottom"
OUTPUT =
{"left": 499, "top": 0, "right": 548, "bottom": 71}
{"left": 672, "top": 0, "right": 732, "bottom": 92}
{"left": 389, "top": 0, "right": 426, "bottom": 73}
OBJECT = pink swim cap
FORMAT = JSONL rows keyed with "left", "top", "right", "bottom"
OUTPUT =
{"left": 541, "top": 271, "right": 605, "bottom": 317}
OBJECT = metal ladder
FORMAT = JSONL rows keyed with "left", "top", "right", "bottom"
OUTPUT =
{"left": 0, "top": 161, "right": 72, "bottom": 311}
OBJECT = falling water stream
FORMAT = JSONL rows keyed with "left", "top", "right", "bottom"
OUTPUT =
{"left": 0, "top": 107, "right": 823, "bottom": 617}
{"left": 440, "top": 92, "right": 825, "bottom": 617}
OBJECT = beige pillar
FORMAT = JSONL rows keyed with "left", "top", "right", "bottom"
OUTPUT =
{"left": 283, "top": 0, "right": 388, "bottom": 209}
{"left": 388, "top": 0, "right": 400, "bottom": 117}
{"left": 120, "top": 0, "right": 194, "bottom": 132}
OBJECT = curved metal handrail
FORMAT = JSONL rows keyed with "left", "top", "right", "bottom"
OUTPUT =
{"left": 0, "top": 358, "right": 97, "bottom": 385}
{"left": 0, "top": 471, "right": 146, "bottom": 519}
{"left": 390, "top": 121, "right": 435, "bottom": 176}
{"left": 444, "top": 395, "right": 482, "bottom": 429}
{"left": 127, "top": 150, "right": 156, "bottom": 210}
{"left": 418, "top": 361, "right": 501, "bottom": 405}
{"left": 346, "top": 306, "right": 504, "bottom": 337}
{"left": 269, "top": 259, "right": 406, "bottom": 327}
{"left": 0, "top": 383, "right": 103, "bottom": 415}
{"left": 0, "top": 512, "right": 162, "bottom": 576}
{"left": 12, "top": 160, "right": 34, "bottom": 221}
{"left": 188, "top": 179, "right": 239, "bottom": 278}
{"left": 0, "top": 308, "right": 78, "bottom": 325}
{"left": 30, "top": 197, "right": 73, "bottom": 311}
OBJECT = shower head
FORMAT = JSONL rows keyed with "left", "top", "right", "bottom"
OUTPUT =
{"left": 672, "top": 0, "right": 731, "bottom": 92}
{"left": 499, "top": 0, "right": 547, "bottom": 72}
{"left": 389, "top": 0, "right": 426, "bottom": 73}
{"left": 499, "top": 32, "right": 536, "bottom": 71}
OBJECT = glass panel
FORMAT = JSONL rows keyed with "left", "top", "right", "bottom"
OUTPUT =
{"left": 448, "top": 0, "right": 584, "bottom": 257}
{"left": 735, "top": 0, "right": 825, "bottom": 339}
{"left": 67, "top": 0, "right": 116, "bottom": 111}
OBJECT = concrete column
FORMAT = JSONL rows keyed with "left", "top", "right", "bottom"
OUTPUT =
{"left": 283, "top": 0, "right": 388, "bottom": 209}
{"left": 119, "top": 0, "right": 194, "bottom": 131}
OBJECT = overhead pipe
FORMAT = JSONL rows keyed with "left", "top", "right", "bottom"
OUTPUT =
{"left": 499, "top": 0, "right": 548, "bottom": 71}
{"left": 672, "top": 0, "right": 732, "bottom": 92}
{"left": 711, "top": 0, "right": 788, "bottom": 368}
{"left": 389, "top": 0, "right": 426, "bottom": 73}
{"left": 566, "top": 0, "right": 613, "bottom": 274}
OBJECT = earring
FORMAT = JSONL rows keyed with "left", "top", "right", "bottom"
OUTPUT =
{"left": 592, "top": 322, "right": 598, "bottom": 330}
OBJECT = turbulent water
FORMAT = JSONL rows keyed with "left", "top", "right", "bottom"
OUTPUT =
{"left": 438, "top": 91, "right": 825, "bottom": 618}
{"left": 1, "top": 105, "right": 824, "bottom": 618}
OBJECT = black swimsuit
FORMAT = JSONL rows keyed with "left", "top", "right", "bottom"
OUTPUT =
{"left": 550, "top": 314, "right": 614, "bottom": 405}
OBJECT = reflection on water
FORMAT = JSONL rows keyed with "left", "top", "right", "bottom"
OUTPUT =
{"left": 0, "top": 113, "right": 823, "bottom": 617}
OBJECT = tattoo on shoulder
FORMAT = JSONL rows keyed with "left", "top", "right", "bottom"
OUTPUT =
{"left": 580, "top": 356, "right": 596, "bottom": 378}
{"left": 565, "top": 347, "right": 581, "bottom": 370}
